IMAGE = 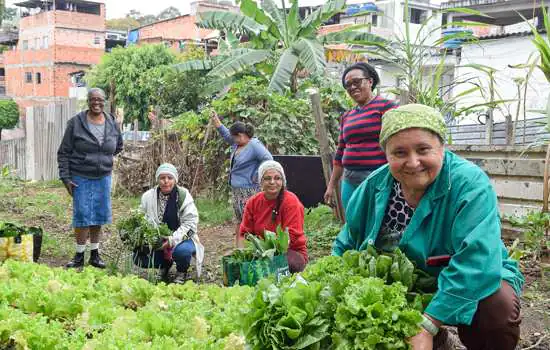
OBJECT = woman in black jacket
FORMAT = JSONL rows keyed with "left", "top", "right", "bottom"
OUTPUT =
{"left": 57, "top": 88, "right": 123, "bottom": 269}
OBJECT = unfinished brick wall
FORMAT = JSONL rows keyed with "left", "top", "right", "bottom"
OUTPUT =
{"left": 5, "top": 3, "right": 106, "bottom": 116}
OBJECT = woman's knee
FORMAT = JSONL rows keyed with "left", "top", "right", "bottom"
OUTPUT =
{"left": 458, "top": 281, "right": 521, "bottom": 350}
{"left": 172, "top": 240, "right": 196, "bottom": 260}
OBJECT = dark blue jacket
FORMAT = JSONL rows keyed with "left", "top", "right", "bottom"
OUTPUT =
{"left": 57, "top": 110, "right": 123, "bottom": 182}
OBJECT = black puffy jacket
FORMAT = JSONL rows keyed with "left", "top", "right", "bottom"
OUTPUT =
{"left": 57, "top": 110, "right": 123, "bottom": 182}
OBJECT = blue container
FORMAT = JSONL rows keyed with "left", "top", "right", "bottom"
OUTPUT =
{"left": 345, "top": 2, "right": 378, "bottom": 16}
{"left": 441, "top": 28, "right": 473, "bottom": 49}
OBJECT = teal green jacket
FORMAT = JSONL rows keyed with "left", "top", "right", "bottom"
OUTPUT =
{"left": 332, "top": 150, "right": 524, "bottom": 326}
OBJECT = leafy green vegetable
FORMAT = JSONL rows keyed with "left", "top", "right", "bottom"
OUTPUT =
{"left": 117, "top": 210, "right": 172, "bottom": 249}
{"left": 243, "top": 246, "right": 435, "bottom": 349}
{"left": 0, "top": 221, "right": 42, "bottom": 238}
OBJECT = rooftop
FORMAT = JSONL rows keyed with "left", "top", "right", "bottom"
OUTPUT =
{"left": 15, "top": 0, "right": 103, "bottom": 8}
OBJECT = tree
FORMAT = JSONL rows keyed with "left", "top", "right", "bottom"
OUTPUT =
{"left": 86, "top": 44, "right": 177, "bottom": 128}
{"left": 106, "top": 17, "right": 140, "bottom": 30}
{"left": 2, "top": 7, "right": 17, "bottom": 22}
{"left": 157, "top": 6, "right": 181, "bottom": 21}
{"left": 138, "top": 14, "right": 157, "bottom": 26}
{"left": 176, "top": 0, "right": 386, "bottom": 93}
{"left": 125, "top": 9, "right": 143, "bottom": 20}
{"left": 0, "top": 100, "right": 20, "bottom": 141}
{"left": 0, "top": 0, "right": 4, "bottom": 26}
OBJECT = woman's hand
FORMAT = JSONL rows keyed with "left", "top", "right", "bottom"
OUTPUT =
{"left": 324, "top": 185, "right": 334, "bottom": 206}
{"left": 210, "top": 111, "right": 222, "bottom": 128}
{"left": 63, "top": 180, "right": 78, "bottom": 197}
{"left": 409, "top": 329, "right": 433, "bottom": 350}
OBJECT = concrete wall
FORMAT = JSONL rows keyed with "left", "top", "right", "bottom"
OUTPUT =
{"left": 455, "top": 35, "right": 549, "bottom": 124}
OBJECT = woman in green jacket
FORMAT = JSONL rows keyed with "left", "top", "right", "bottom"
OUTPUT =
{"left": 332, "top": 104, "right": 524, "bottom": 350}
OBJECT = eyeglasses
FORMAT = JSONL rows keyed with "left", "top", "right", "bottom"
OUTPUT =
{"left": 262, "top": 176, "right": 283, "bottom": 183}
{"left": 89, "top": 97, "right": 105, "bottom": 103}
{"left": 344, "top": 77, "right": 370, "bottom": 90}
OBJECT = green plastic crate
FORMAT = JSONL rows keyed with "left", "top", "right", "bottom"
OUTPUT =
{"left": 223, "top": 254, "right": 290, "bottom": 286}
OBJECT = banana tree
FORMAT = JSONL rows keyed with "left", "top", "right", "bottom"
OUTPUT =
{"left": 175, "top": 0, "right": 387, "bottom": 94}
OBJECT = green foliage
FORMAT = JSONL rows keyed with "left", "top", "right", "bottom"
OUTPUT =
{"left": 243, "top": 247, "right": 431, "bottom": 349}
{"left": 86, "top": 44, "right": 177, "bottom": 128}
{"left": 117, "top": 210, "right": 172, "bottom": 250}
{"left": 184, "top": 0, "right": 384, "bottom": 93}
{"left": 195, "top": 198, "right": 234, "bottom": 227}
{"left": 105, "top": 17, "right": 140, "bottom": 30}
{"left": 304, "top": 205, "right": 342, "bottom": 260}
{"left": 229, "top": 226, "right": 290, "bottom": 264}
{"left": 169, "top": 76, "right": 345, "bottom": 194}
{"left": 0, "top": 99, "right": 19, "bottom": 139}
{"left": 509, "top": 211, "right": 550, "bottom": 261}
{"left": 0, "top": 260, "right": 251, "bottom": 349}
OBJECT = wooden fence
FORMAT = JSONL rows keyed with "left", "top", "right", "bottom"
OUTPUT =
{"left": 449, "top": 117, "right": 548, "bottom": 145}
{"left": 0, "top": 138, "right": 26, "bottom": 178}
{"left": 25, "top": 99, "right": 78, "bottom": 181}
{"left": 450, "top": 145, "right": 547, "bottom": 238}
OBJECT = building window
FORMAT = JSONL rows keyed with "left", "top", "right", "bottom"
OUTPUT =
{"left": 43, "top": 36, "right": 49, "bottom": 49}
{"left": 25, "top": 72, "right": 32, "bottom": 83}
{"left": 406, "top": 8, "right": 427, "bottom": 24}
{"left": 36, "top": 73, "right": 42, "bottom": 84}
{"left": 372, "top": 14, "right": 378, "bottom": 27}
{"left": 94, "top": 36, "right": 101, "bottom": 45}
{"left": 22, "top": 40, "right": 28, "bottom": 50}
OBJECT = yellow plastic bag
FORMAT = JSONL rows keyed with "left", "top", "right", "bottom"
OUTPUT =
{"left": 0, "top": 234, "right": 33, "bottom": 263}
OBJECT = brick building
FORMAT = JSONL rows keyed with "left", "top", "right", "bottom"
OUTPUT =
{"left": 130, "top": 1, "right": 239, "bottom": 53}
{"left": 4, "top": 0, "right": 106, "bottom": 112}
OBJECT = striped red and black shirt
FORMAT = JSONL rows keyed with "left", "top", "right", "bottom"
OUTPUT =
{"left": 334, "top": 96, "right": 398, "bottom": 171}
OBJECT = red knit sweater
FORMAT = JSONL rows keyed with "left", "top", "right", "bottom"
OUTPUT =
{"left": 240, "top": 190, "right": 308, "bottom": 262}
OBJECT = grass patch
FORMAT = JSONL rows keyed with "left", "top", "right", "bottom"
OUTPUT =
{"left": 195, "top": 197, "right": 234, "bottom": 227}
{"left": 304, "top": 205, "right": 342, "bottom": 261}
{"left": 41, "top": 230, "right": 72, "bottom": 259}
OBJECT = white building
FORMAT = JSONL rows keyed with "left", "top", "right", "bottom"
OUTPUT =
{"left": 454, "top": 32, "right": 549, "bottom": 123}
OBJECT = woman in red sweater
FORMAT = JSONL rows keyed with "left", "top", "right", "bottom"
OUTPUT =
{"left": 239, "top": 160, "right": 308, "bottom": 273}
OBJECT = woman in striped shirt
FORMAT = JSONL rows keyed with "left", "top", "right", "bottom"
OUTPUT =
{"left": 324, "top": 62, "right": 397, "bottom": 211}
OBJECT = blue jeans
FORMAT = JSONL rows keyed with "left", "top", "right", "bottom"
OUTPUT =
{"left": 341, "top": 179, "right": 359, "bottom": 212}
{"left": 172, "top": 239, "right": 196, "bottom": 273}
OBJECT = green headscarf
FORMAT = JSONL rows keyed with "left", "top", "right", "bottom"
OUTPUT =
{"left": 379, "top": 104, "right": 447, "bottom": 147}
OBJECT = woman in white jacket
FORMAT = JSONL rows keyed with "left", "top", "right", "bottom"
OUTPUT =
{"left": 140, "top": 163, "right": 204, "bottom": 283}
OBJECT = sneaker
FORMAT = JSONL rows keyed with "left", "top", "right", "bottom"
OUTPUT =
{"left": 66, "top": 252, "right": 85, "bottom": 269}
{"left": 173, "top": 271, "right": 189, "bottom": 284}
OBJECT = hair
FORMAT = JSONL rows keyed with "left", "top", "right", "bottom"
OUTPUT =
{"left": 87, "top": 87, "right": 106, "bottom": 100}
{"left": 271, "top": 186, "right": 285, "bottom": 223}
{"left": 229, "top": 121, "right": 254, "bottom": 138}
{"left": 341, "top": 62, "right": 380, "bottom": 91}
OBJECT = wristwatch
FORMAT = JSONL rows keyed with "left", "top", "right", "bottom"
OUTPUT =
{"left": 420, "top": 315, "right": 439, "bottom": 336}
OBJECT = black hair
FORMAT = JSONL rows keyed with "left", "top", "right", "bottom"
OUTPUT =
{"left": 229, "top": 121, "right": 254, "bottom": 138}
{"left": 271, "top": 187, "right": 285, "bottom": 223}
{"left": 341, "top": 62, "right": 380, "bottom": 91}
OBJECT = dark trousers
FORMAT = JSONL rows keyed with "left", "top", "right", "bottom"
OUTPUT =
{"left": 435, "top": 281, "right": 521, "bottom": 350}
